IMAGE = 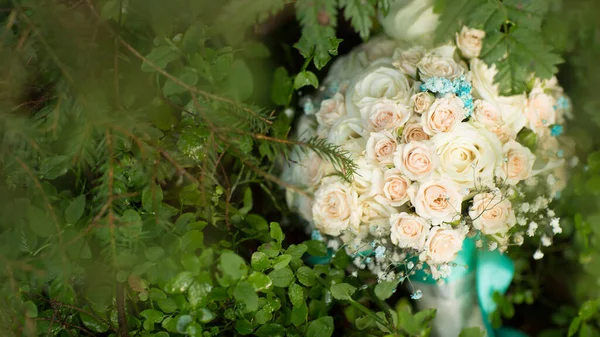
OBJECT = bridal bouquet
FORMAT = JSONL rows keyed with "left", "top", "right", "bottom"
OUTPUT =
{"left": 283, "top": 27, "right": 572, "bottom": 283}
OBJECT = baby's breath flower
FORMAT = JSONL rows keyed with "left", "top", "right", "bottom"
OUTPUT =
{"left": 527, "top": 221, "right": 538, "bottom": 237}
{"left": 533, "top": 249, "right": 544, "bottom": 260}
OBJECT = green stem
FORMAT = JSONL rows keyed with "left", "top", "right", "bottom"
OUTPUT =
{"left": 348, "top": 299, "right": 389, "bottom": 327}
{"left": 369, "top": 288, "right": 394, "bottom": 327}
{"left": 301, "top": 55, "right": 313, "bottom": 71}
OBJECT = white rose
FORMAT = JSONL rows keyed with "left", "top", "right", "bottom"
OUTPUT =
{"left": 496, "top": 140, "right": 536, "bottom": 185}
{"left": 409, "top": 179, "right": 463, "bottom": 224}
{"left": 402, "top": 116, "right": 431, "bottom": 143}
{"left": 525, "top": 88, "right": 557, "bottom": 134}
{"left": 295, "top": 115, "right": 317, "bottom": 140}
{"left": 362, "top": 98, "right": 412, "bottom": 132}
{"left": 350, "top": 66, "right": 412, "bottom": 117}
{"left": 497, "top": 95, "right": 528, "bottom": 135}
{"left": 352, "top": 156, "right": 384, "bottom": 196}
{"left": 374, "top": 168, "right": 412, "bottom": 207}
{"left": 327, "top": 117, "right": 367, "bottom": 155}
{"left": 379, "top": 0, "right": 439, "bottom": 42}
{"left": 421, "top": 96, "right": 466, "bottom": 135}
{"left": 312, "top": 177, "right": 360, "bottom": 236}
{"left": 316, "top": 93, "right": 346, "bottom": 128}
{"left": 417, "top": 46, "right": 464, "bottom": 81}
{"left": 358, "top": 197, "right": 397, "bottom": 230}
{"left": 366, "top": 131, "right": 398, "bottom": 166}
{"left": 432, "top": 123, "right": 503, "bottom": 188}
{"left": 489, "top": 125, "right": 516, "bottom": 144}
{"left": 392, "top": 46, "right": 426, "bottom": 78}
{"left": 390, "top": 212, "right": 430, "bottom": 249}
{"left": 456, "top": 26, "right": 485, "bottom": 59}
{"left": 394, "top": 140, "right": 438, "bottom": 181}
{"left": 285, "top": 149, "right": 331, "bottom": 188}
{"left": 469, "top": 191, "right": 516, "bottom": 235}
{"left": 425, "top": 225, "right": 467, "bottom": 264}
{"left": 411, "top": 92, "right": 435, "bottom": 114}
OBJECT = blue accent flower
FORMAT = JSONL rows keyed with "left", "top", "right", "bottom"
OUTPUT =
{"left": 303, "top": 100, "right": 315, "bottom": 114}
{"left": 421, "top": 77, "right": 454, "bottom": 95}
{"left": 411, "top": 289, "right": 423, "bottom": 300}
{"left": 557, "top": 96, "right": 570, "bottom": 110}
{"left": 550, "top": 124, "right": 563, "bottom": 137}
{"left": 557, "top": 150, "right": 564, "bottom": 158}
{"left": 421, "top": 75, "right": 474, "bottom": 117}
{"left": 374, "top": 246, "right": 386, "bottom": 258}
{"left": 311, "top": 229, "right": 323, "bottom": 241}
{"left": 365, "top": 257, "right": 372, "bottom": 264}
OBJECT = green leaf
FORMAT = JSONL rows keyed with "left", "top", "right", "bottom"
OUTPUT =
{"left": 162, "top": 67, "right": 199, "bottom": 96}
{"left": 569, "top": 318, "right": 582, "bottom": 337}
{"left": 181, "top": 230, "right": 204, "bottom": 252}
{"left": 271, "top": 67, "right": 293, "bottom": 106}
{"left": 251, "top": 251, "right": 270, "bottom": 271}
{"left": 460, "top": 327, "right": 487, "bottom": 337}
{"left": 330, "top": 283, "right": 356, "bottom": 300}
{"left": 291, "top": 303, "right": 308, "bottom": 326}
{"left": 270, "top": 222, "right": 284, "bottom": 243}
{"left": 268, "top": 266, "right": 294, "bottom": 288}
{"left": 285, "top": 244, "right": 308, "bottom": 260}
{"left": 255, "top": 323, "right": 285, "bottom": 337}
{"left": 79, "top": 312, "right": 109, "bottom": 333}
{"left": 23, "top": 301, "right": 38, "bottom": 318}
{"left": 289, "top": 283, "right": 304, "bottom": 307}
{"left": 340, "top": 0, "right": 376, "bottom": 40}
{"left": 398, "top": 310, "right": 419, "bottom": 335}
{"left": 238, "top": 187, "right": 253, "bottom": 215}
{"left": 234, "top": 281, "right": 259, "bottom": 312}
{"left": 141, "top": 309, "right": 164, "bottom": 331}
{"left": 294, "top": 71, "right": 319, "bottom": 89}
{"left": 187, "top": 283, "right": 211, "bottom": 308}
{"left": 248, "top": 271, "right": 273, "bottom": 292}
{"left": 64, "top": 195, "right": 85, "bottom": 224}
{"left": 273, "top": 254, "right": 292, "bottom": 270}
{"left": 235, "top": 320, "right": 254, "bottom": 335}
{"left": 100, "top": 0, "right": 119, "bottom": 21}
{"left": 355, "top": 315, "right": 374, "bottom": 330}
{"left": 141, "top": 45, "right": 180, "bottom": 72}
{"left": 228, "top": 59, "right": 254, "bottom": 101}
{"left": 157, "top": 298, "right": 178, "bottom": 313}
{"left": 295, "top": 0, "right": 340, "bottom": 69}
{"left": 219, "top": 251, "right": 248, "bottom": 281}
{"left": 305, "top": 240, "right": 328, "bottom": 257}
{"left": 164, "top": 271, "right": 194, "bottom": 294}
{"left": 374, "top": 280, "right": 400, "bottom": 301}
{"left": 27, "top": 206, "right": 54, "bottom": 237}
{"left": 306, "top": 316, "right": 334, "bottom": 337}
{"left": 145, "top": 246, "right": 165, "bottom": 261}
{"left": 142, "top": 184, "right": 163, "bottom": 213}
{"left": 296, "top": 266, "right": 316, "bottom": 287}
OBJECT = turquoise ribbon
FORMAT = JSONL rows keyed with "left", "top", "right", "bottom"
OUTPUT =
{"left": 414, "top": 237, "right": 528, "bottom": 337}
{"left": 305, "top": 237, "right": 527, "bottom": 336}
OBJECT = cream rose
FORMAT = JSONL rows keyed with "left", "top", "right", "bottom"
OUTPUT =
{"left": 421, "top": 96, "right": 466, "bottom": 135}
{"left": 472, "top": 100, "right": 503, "bottom": 128}
{"left": 425, "top": 225, "right": 467, "bottom": 264}
{"left": 362, "top": 98, "right": 412, "bottom": 132}
{"left": 358, "top": 197, "right": 397, "bottom": 230}
{"left": 390, "top": 212, "right": 430, "bottom": 249}
{"left": 469, "top": 191, "right": 516, "bottom": 235}
{"left": 417, "top": 46, "right": 464, "bottom": 81}
{"left": 525, "top": 88, "right": 557, "bottom": 134}
{"left": 312, "top": 178, "right": 360, "bottom": 236}
{"left": 432, "top": 123, "right": 503, "bottom": 188}
{"left": 496, "top": 140, "right": 536, "bottom": 185}
{"left": 394, "top": 140, "right": 438, "bottom": 181}
{"left": 402, "top": 116, "right": 430, "bottom": 143}
{"left": 350, "top": 66, "right": 412, "bottom": 117}
{"left": 411, "top": 92, "right": 435, "bottom": 114}
{"left": 366, "top": 131, "right": 398, "bottom": 166}
{"left": 374, "top": 168, "right": 411, "bottom": 207}
{"left": 285, "top": 149, "right": 331, "bottom": 188}
{"left": 316, "top": 92, "right": 346, "bottom": 128}
{"left": 490, "top": 125, "right": 515, "bottom": 144}
{"left": 392, "top": 46, "right": 426, "bottom": 78}
{"left": 379, "top": 0, "right": 439, "bottom": 42}
{"left": 456, "top": 26, "right": 485, "bottom": 59}
{"left": 409, "top": 179, "right": 463, "bottom": 224}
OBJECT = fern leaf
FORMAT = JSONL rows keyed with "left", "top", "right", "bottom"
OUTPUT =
{"left": 295, "top": 0, "right": 341, "bottom": 69}
{"left": 340, "top": 0, "right": 377, "bottom": 40}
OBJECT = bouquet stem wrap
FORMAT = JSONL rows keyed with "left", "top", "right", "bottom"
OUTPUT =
{"left": 413, "top": 238, "right": 528, "bottom": 337}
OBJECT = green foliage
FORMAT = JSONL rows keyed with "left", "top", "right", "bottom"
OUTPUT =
{"left": 434, "top": 0, "right": 563, "bottom": 95}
